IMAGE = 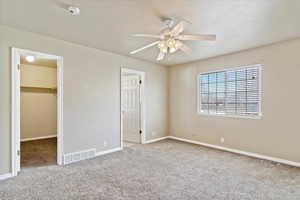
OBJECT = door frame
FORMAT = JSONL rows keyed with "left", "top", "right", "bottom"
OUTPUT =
{"left": 120, "top": 68, "right": 146, "bottom": 148}
{"left": 11, "top": 48, "right": 64, "bottom": 176}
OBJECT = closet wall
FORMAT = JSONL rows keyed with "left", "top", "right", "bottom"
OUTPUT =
{"left": 20, "top": 63, "right": 57, "bottom": 141}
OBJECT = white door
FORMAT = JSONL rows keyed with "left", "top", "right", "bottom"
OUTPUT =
{"left": 121, "top": 74, "right": 141, "bottom": 143}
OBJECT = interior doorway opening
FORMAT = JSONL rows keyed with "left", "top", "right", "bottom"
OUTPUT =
{"left": 121, "top": 68, "right": 146, "bottom": 148}
{"left": 11, "top": 48, "right": 63, "bottom": 176}
{"left": 20, "top": 55, "right": 58, "bottom": 168}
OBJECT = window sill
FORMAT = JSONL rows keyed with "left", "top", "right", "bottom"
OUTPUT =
{"left": 197, "top": 112, "right": 262, "bottom": 120}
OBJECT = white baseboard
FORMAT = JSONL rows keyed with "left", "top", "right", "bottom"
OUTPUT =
{"left": 144, "top": 136, "right": 169, "bottom": 144}
{"left": 0, "top": 173, "right": 12, "bottom": 181}
{"left": 169, "top": 136, "right": 300, "bottom": 168}
{"left": 95, "top": 147, "right": 122, "bottom": 157}
{"left": 21, "top": 135, "right": 57, "bottom": 142}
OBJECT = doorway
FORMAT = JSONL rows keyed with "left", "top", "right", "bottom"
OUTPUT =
{"left": 121, "top": 68, "right": 145, "bottom": 148}
{"left": 11, "top": 48, "right": 63, "bottom": 176}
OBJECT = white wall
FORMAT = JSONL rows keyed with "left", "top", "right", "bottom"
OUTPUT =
{"left": 0, "top": 25, "right": 168, "bottom": 175}
{"left": 169, "top": 38, "right": 300, "bottom": 163}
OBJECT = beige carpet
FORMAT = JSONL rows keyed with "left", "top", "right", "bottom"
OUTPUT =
{"left": 0, "top": 139, "right": 299, "bottom": 200}
{"left": 123, "top": 141, "right": 138, "bottom": 147}
{"left": 21, "top": 138, "right": 57, "bottom": 168}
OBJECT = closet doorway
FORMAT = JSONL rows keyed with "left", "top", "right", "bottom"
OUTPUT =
{"left": 121, "top": 68, "right": 146, "bottom": 148}
{"left": 11, "top": 48, "right": 63, "bottom": 176}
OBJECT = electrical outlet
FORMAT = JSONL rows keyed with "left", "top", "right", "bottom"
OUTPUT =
{"left": 220, "top": 137, "right": 225, "bottom": 143}
{"left": 103, "top": 141, "right": 107, "bottom": 147}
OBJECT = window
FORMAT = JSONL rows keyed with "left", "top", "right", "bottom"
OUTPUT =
{"left": 198, "top": 65, "right": 262, "bottom": 118}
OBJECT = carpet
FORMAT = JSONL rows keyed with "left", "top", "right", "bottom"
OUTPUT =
{"left": 21, "top": 138, "right": 57, "bottom": 168}
{"left": 0, "top": 139, "right": 299, "bottom": 200}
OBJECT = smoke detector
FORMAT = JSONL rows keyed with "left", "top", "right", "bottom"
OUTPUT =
{"left": 68, "top": 6, "right": 80, "bottom": 16}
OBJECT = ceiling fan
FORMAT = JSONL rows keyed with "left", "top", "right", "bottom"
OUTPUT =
{"left": 130, "top": 19, "right": 216, "bottom": 61}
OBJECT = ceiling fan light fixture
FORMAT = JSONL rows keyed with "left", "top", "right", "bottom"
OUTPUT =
{"left": 158, "top": 41, "right": 166, "bottom": 48}
{"left": 161, "top": 46, "right": 168, "bottom": 53}
{"left": 158, "top": 41, "right": 168, "bottom": 53}
{"left": 166, "top": 38, "right": 177, "bottom": 48}
{"left": 169, "top": 47, "right": 177, "bottom": 53}
{"left": 130, "top": 19, "right": 216, "bottom": 61}
{"left": 175, "top": 41, "right": 182, "bottom": 49}
{"left": 169, "top": 39, "right": 182, "bottom": 53}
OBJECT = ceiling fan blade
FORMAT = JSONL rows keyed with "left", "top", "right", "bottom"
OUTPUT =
{"left": 177, "top": 34, "right": 216, "bottom": 41}
{"left": 132, "top": 34, "right": 162, "bottom": 39}
{"left": 156, "top": 51, "right": 165, "bottom": 61}
{"left": 177, "top": 41, "right": 192, "bottom": 54}
{"left": 130, "top": 41, "right": 160, "bottom": 55}
{"left": 170, "top": 21, "right": 185, "bottom": 36}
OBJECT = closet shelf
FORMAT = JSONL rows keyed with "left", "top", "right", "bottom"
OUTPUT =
{"left": 21, "top": 86, "right": 57, "bottom": 90}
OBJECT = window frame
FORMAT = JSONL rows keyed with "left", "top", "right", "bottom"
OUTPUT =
{"left": 197, "top": 64, "right": 263, "bottom": 119}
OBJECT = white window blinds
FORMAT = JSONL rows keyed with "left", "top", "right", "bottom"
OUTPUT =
{"left": 198, "top": 65, "right": 262, "bottom": 118}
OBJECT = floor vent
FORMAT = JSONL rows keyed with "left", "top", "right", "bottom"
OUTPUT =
{"left": 63, "top": 148, "right": 96, "bottom": 165}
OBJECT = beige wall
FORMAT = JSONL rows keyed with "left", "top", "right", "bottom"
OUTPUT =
{"left": 2, "top": 23, "right": 299, "bottom": 175}
{"left": 169, "top": 38, "right": 300, "bottom": 163}
{"left": 21, "top": 64, "right": 57, "bottom": 140}
{"left": 21, "top": 89, "right": 57, "bottom": 140}
{"left": 0, "top": 25, "right": 168, "bottom": 175}
{"left": 21, "top": 64, "right": 57, "bottom": 89}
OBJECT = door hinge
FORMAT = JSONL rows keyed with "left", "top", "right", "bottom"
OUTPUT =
{"left": 17, "top": 150, "right": 20, "bottom": 156}
{"left": 139, "top": 130, "right": 142, "bottom": 134}
{"left": 17, "top": 64, "right": 20, "bottom": 70}
{"left": 139, "top": 80, "right": 142, "bottom": 84}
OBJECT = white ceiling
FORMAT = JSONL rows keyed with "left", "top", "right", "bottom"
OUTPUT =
{"left": 1, "top": 0, "right": 300, "bottom": 65}
{"left": 21, "top": 56, "right": 57, "bottom": 68}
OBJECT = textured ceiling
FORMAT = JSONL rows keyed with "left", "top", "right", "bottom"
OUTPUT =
{"left": 1, "top": 0, "right": 300, "bottom": 65}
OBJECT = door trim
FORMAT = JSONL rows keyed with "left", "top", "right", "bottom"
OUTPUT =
{"left": 11, "top": 48, "right": 64, "bottom": 177}
{"left": 120, "top": 68, "right": 146, "bottom": 149}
